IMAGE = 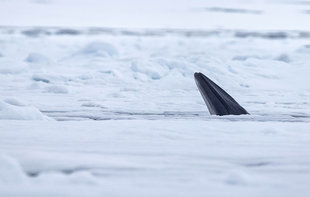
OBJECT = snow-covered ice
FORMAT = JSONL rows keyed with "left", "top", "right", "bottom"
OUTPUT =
{"left": 1, "top": 121, "right": 310, "bottom": 197}
{"left": 0, "top": 99, "right": 51, "bottom": 120}
{"left": 0, "top": 0, "right": 310, "bottom": 196}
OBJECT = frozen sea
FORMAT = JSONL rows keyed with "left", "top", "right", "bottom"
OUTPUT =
{"left": 0, "top": 0, "right": 310, "bottom": 196}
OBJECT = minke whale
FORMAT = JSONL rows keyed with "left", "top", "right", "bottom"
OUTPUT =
{"left": 194, "top": 72, "right": 249, "bottom": 116}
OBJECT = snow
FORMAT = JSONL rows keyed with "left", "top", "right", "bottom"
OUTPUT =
{"left": 0, "top": 0, "right": 310, "bottom": 196}
{"left": 0, "top": 155, "right": 28, "bottom": 184}
{"left": 0, "top": 99, "right": 51, "bottom": 120}
{"left": 0, "top": 120, "right": 310, "bottom": 196}
{"left": 45, "top": 85, "right": 69, "bottom": 94}
{"left": 78, "top": 41, "right": 119, "bottom": 57}
{"left": 25, "top": 53, "right": 51, "bottom": 64}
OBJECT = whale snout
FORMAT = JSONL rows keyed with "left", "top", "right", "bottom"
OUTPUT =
{"left": 194, "top": 72, "right": 249, "bottom": 116}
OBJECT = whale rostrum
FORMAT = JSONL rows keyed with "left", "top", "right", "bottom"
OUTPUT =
{"left": 194, "top": 72, "right": 249, "bottom": 116}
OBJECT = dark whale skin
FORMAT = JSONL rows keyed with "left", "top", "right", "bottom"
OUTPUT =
{"left": 194, "top": 72, "right": 249, "bottom": 116}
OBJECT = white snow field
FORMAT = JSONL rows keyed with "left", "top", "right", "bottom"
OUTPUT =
{"left": 1, "top": 0, "right": 310, "bottom": 196}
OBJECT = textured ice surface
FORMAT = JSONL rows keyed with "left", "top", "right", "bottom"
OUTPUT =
{"left": 25, "top": 53, "right": 51, "bottom": 64}
{"left": 1, "top": 27, "right": 309, "bottom": 120}
{"left": 0, "top": 28, "right": 309, "bottom": 196}
{"left": 1, "top": 120, "right": 310, "bottom": 197}
{"left": 0, "top": 100, "right": 51, "bottom": 120}
{"left": 0, "top": 26, "right": 309, "bottom": 195}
